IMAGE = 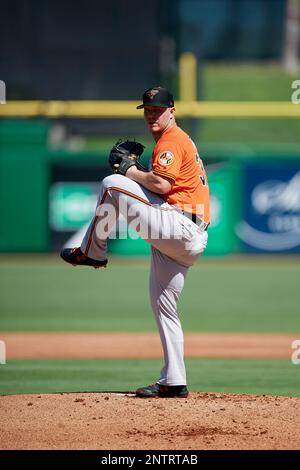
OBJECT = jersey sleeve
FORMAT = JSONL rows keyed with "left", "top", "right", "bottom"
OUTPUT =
{"left": 152, "top": 141, "right": 183, "bottom": 182}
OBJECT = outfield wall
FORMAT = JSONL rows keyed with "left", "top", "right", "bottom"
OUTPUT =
{"left": 0, "top": 119, "right": 299, "bottom": 254}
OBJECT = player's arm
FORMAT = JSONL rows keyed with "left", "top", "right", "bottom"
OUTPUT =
{"left": 126, "top": 166, "right": 173, "bottom": 194}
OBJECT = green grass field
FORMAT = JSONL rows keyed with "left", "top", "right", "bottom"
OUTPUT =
{"left": 1, "top": 358, "right": 299, "bottom": 398}
{"left": 0, "top": 256, "right": 299, "bottom": 332}
{"left": 1, "top": 255, "right": 299, "bottom": 397}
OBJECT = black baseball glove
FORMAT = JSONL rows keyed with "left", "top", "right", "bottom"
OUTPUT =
{"left": 108, "top": 140, "right": 145, "bottom": 175}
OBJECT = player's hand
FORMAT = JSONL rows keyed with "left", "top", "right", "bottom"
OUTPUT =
{"left": 124, "top": 165, "right": 137, "bottom": 178}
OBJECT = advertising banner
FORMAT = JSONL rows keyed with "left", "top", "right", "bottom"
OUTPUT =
{"left": 49, "top": 182, "right": 98, "bottom": 232}
{"left": 236, "top": 162, "right": 300, "bottom": 253}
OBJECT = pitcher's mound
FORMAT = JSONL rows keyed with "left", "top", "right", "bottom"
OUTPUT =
{"left": 1, "top": 392, "right": 300, "bottom": 449}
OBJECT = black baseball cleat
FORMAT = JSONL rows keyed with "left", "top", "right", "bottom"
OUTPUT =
{"left": 135, "top": 383, "right": 189, "bottom": 398}
{"left": 60, "top": 247, "right": 108, "bottom": 269}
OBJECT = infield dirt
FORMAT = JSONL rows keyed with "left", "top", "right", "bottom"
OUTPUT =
{"left": 1, "top": 332, "right": 297, "bottom": 359}
{"left": 0, "top": 392, "right": 300, "bottom": 449}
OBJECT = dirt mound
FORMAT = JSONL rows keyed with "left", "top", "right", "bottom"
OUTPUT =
{"left": 1, "top": 392, "right": 299, "bottom": 450}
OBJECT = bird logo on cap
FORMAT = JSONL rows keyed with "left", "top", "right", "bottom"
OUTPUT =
{"left": 146, "top": 89, "right": 159, "bottom": 99}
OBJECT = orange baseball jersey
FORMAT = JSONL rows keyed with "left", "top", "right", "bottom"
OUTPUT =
{"left": 151, "top": 125, "right": 210, "bottom": 224}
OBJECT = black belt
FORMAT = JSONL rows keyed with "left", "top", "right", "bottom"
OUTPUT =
{"left": 182, "top": 211, "right": 209, "bottom": 231}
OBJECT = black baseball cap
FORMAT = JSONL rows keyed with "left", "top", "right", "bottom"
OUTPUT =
{"left": 136, "top": 86, "right": 174, "bottom": 109}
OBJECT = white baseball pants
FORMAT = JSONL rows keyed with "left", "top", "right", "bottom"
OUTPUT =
{"left": 81, "top": 174, "right": 208, "bottom": 386}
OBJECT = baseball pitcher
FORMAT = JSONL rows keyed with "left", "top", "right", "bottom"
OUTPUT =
{"left": 61, "top": 86, "right": 210, "bottom": 398}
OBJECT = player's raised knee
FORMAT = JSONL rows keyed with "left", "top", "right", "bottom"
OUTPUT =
{"left": 102, "top": 174, "right": 128, "bottom": 189}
